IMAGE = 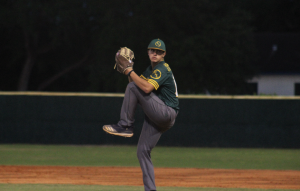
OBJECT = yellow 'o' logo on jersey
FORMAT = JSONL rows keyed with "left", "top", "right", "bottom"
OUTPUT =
{"left": 150, "top": 69, "right": 161, "bottom": 79}
{"left": 155, "top": 41, "right": 161, "bottom": 47}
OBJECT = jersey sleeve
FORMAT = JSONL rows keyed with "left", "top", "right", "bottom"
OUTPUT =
{"left": 147, "top": 67, "right": 169, "bottom": 90}
{"left": 140, "top": 66, "right": 151, "bottom": 80}
{"left": 140, "top": 74, "right": 147, "bottom": 80}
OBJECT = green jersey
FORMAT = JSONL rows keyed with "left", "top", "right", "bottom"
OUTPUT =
{"left": 140, "top": 61, "right": 179, "bottom": 111}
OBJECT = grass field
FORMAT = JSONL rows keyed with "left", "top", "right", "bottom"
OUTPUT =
{"left": 0, "top": 144, "right": 299, "bottom": 191}
{"left": 0, "top": 144, "right": 299, "bottom": 170}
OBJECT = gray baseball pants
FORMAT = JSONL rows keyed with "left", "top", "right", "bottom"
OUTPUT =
{"left": 118, "top": 82, "right": 177, "bottom": 191}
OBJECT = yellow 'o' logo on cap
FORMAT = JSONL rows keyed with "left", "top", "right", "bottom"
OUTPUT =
{"left": 155, "top": 41, "right": 161, "bottom": 47}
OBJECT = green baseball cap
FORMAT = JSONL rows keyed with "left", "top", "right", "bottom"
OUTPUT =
{"left": 148, "top": 39, "right": 166, "bottom": 52}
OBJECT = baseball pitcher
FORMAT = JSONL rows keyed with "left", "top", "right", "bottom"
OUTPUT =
{"left": 103, "top": 39, "right": 179, "bottom": 191}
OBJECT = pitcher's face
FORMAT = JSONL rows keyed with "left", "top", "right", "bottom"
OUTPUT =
{"left": 148, "top": 49, "right": 166, "bottom": 63}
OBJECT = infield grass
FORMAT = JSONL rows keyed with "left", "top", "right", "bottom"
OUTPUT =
{"left": 0, "top": 144, "right": 299, "bottom": 191}
{"left": 0, "top": 144, "right": 299, "bottom": 170}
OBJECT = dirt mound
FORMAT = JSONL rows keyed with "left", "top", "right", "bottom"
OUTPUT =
{"left": 1, "top": 165, "right": 299, "bottom": 189}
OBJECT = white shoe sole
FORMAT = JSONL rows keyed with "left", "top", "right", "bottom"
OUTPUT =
{"left": 103, "top": 126, "right": 133, "bottom": 138}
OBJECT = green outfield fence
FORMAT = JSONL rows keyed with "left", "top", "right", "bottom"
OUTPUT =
{"left": 0, "top": 92, "right": 300, "bottom": 148}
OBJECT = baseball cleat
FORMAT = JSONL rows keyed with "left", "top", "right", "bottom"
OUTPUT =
{"left": 103, "top": 124, "right": 134, "bottom": 137}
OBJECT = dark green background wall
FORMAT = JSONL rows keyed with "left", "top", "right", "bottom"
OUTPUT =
{"left": 0, "top": 93, "right": 299, "bottom": 148}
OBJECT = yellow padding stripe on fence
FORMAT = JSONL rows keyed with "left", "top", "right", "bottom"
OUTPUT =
{"left": 1, "top": 91, "right": 300, "bottom": 99}
{"left": 0, "top": 91, "right": 124, "bottom": 97}
{"left": 178, "top": 95, "right": 300, "bottom": 100}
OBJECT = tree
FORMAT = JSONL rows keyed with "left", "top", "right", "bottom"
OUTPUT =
{"left": 235, "top": 0, "right": 300, "bottom": 33}
{"left": 87, "top": 0, "right": 257, "bottom": 94}
{"left": 0, "top": 0, "right": 97, "bottom": 91}
{"left": 1, "top": 0, "right": 259, "bottom": 94}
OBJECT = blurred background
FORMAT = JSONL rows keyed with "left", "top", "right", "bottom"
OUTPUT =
{"left": 1, "top": 0, "right": 299, "bottom": 95}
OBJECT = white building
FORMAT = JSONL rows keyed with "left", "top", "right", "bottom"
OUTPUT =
{"left": 249, "top": 74, "right": 300, "bottom": 96}
{"left": 248, "top": 33, "right": 300, "bottom": 96}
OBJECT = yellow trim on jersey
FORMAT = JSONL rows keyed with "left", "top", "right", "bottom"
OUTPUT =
{"left": 140, "top": 74, "right": 159, "bottom": 90}
{"left": 140, "top": 75, "right": 147, "bottom": 80}
{"left": 148, "top": 79, "right": 159, "bottom": 90}
{"left": 164, "top": 63, "right": 171, "bottom": 72}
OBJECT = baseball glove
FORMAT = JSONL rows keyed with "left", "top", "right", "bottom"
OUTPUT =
{"left": 114, "top": 47, "right": 135, "bottom": 74}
